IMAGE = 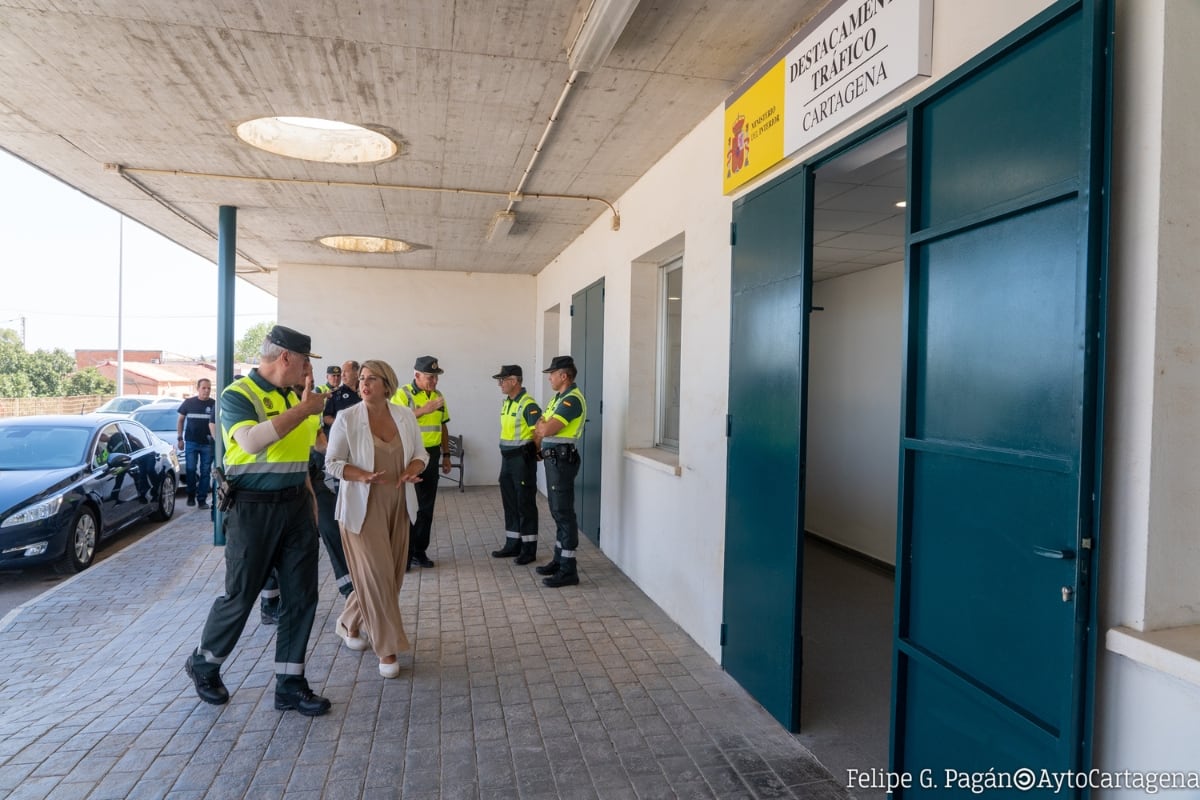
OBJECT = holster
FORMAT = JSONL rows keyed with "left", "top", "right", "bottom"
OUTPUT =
{"left": 540, "top": 443, "right": 579, "bottom": 465}
{"left": 212, "top": 465, "right": 235, "bottom": 512}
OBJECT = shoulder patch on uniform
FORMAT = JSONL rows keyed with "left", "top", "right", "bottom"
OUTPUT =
{"left": 561, "top": 400, "right": 574, "bottom": 407}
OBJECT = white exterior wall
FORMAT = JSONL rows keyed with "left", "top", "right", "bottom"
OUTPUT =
{"left": 532, "top": 0, "right": 1058, "bottom": 660}
{"left": 534, "top": 108, "right": 734, "bottom": 658}
{"left": 277, "top": 264, "right": 537, "bottom": 486}
{"left": 1095, "top": 0, "right": 1200, "bottom": 784}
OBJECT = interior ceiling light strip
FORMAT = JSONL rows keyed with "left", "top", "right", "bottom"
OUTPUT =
{"left": 111, "top": 165, "right": 621, "bottom": 231}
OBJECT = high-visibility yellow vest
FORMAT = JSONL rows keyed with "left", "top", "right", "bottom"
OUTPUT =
{"left": 543, "top": 385, "right": 586, "bottom": 445}
{"left": 391, "top": 383, "right": 449, "bottom": 448}
{"left": 499, "top": 391, "right": 539, "bottom": 449}
{"left": 221, "top": 376, "right": 313, "bottom": 488}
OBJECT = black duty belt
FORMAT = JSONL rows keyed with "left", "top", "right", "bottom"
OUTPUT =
{"left": 502, "top": 445, "right": 535, "bottom": 458}
{"left": 540, "top": 443, "right": 578, "bottom": 459}
{"left": 234, "top": 484, "right": 308, "bottom": 503}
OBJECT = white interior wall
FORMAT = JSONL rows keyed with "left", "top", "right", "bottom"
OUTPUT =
{"left": 805, "top": 262, "right": 904, "bottom": 565}
{"left": 277, "top": 264, "right": 537, "bottom": 488}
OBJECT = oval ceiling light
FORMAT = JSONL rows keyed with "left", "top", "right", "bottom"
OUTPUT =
{"left": 318, "top": 235, "right": 415, "bottom": 254}
{"left": 236, "top": 116, "right": 397, "bottom": 164}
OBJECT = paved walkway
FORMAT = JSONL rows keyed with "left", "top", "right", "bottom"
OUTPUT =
{"left": 0, "top": 487, "right": 852, "bottom": 799}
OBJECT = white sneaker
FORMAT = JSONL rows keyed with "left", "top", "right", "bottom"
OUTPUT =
{"left": 341, "top": 633, "right": 368, "bottom": 651}
{"left": 378, "top": 660, "right": 400, "bottom": 678}
{"left": 336, "top": 621, "right": 369, "bottom": 651}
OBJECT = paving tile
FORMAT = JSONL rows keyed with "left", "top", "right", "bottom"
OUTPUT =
{"left": 43, "top": 781, "right": 97, "bottom": 800}
{"left": 0, "top": 488, "right": 845, "bottom": 800}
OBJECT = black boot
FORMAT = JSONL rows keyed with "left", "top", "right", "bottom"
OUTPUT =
{"left": 491, "top": 537, "right": 521, "bottom": 558}
{"left": 543, "top": 558, "right": 578, "bottom": 588}
{"left": 534, "top": 559, "right": 560, "bottom": 576}
{"left": 514, "top": 538, "right": 537, "bottom": 565}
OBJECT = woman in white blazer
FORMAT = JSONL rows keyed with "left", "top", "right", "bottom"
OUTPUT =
{"left": 324, "top": 359, "right": 427, "bottom": 677}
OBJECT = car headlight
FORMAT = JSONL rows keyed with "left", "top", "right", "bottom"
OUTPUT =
{"left": 1, "top": 495, "right": 65, "bottom": 528}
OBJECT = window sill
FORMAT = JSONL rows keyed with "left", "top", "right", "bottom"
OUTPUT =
{"left": 624, "top": 447, "right": 682, "bottom": 476}
{"left": 1106, "top": 624, "right": 1200, "bottom": 688}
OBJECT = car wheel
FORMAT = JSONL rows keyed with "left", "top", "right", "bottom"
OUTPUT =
{"left": 151, "top": 472, "right": 177, "bottom": 521}
{"left": 55, "top": 507, "right": 98, "bottom": 574}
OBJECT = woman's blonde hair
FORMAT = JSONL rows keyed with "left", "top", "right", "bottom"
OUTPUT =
{"left": 360, "top": 359, "right": 398, "bottom": 397}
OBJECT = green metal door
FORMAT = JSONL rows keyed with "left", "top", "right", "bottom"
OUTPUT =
{"left": 893, "top": 1, "right": 1109, "bottom": 789}
{"left": 723, "top": 170, "right": 810, "bottom": 731}
{"left": 571, "top": 279, "right": 604, "bottom": 546}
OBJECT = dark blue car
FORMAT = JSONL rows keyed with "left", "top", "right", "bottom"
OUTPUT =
{"left": 0, "top": 414, "right": 179, "bottom": 573}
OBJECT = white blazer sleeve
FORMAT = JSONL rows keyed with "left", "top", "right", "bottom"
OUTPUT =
{"left": 324, "top": 412, "right": 350, "bottom": 479}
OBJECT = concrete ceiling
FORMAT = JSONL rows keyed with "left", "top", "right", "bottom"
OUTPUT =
{"left": 0, "top": 0, "right": 846, "bottom": 296}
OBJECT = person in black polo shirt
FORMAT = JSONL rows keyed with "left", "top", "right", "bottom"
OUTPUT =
{"left": 176, "top": 378, "right": 216, "bottom": 509}
{"left": 323, "top": 360, "right": 362, "bottom": 431}
{"left": 314, "top": 359, "right": 362, "bottom": 604}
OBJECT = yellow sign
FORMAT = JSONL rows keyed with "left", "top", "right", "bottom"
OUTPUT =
{"left": 722, "top": 61, "right": 785, "bottom": 195}
{"left": 722, "top": 0, "right": 932, "bottom": 195}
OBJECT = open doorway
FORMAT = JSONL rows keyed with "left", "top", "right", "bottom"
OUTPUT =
{"left": 797, "top": 123, "right": 906, "bottom": 796}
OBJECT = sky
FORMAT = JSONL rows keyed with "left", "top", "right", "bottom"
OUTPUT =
{"left": 0, "top": 150, "right": 277, "bottom": 359}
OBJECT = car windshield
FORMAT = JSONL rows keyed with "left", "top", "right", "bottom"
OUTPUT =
{"left": 0, "top": 425, "right": 91, "bottom": 470}
{"left": 132, "top": 408, "right": 179, "bottom": 430}
{"left": 96, "top": 397, "right": 152, "bottom": 413}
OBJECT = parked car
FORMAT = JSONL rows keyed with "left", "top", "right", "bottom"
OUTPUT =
{"left": 93, "top": 395, "right": 163, "bottom": 415}
{"left": 0, "top": 414, "right": 179, "bottom": 573}
{"left": 130, "top": 400, "right": 184, "bottom": 458}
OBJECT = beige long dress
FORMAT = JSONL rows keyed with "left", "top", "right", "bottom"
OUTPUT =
{"left": 337, "top": 433, "right": 411, "bottom": 658}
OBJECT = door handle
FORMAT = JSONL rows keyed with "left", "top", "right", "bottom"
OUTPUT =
{"left": 1034, "top": 545, "right": 1076, "bottom": 560}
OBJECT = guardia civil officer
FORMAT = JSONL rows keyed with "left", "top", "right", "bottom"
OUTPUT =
{"left": 533, "top": 355, "right": 587, "bottom": 588}
{"left": 185, "top": 325, "right": 332, "bottom": 716}
{"left": 490, "top": 365, "right": 542, "bottom": 564}
{"left": 391, "top": 355, "right": 452, "bottom": 569}
{"left": 316, "top": 363, "right": 341, "bottom": 393}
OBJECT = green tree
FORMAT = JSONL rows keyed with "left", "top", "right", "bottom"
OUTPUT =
{"left": 0, "top": 328, "right": 25, "bottom": 376}
{"left": 0, "top": 327, "right": 104, "bottom": 398}
{"left": 64, "top": 367, "right": 116, "bottom": 396}
{"left": 0, "top": 372, "right": 33, "bottom": 398}
{"left": 235, "top": 321, "right": 275, "bottom": 362}
{"left": 24, "top": 348, "right": 75, "bottom": 396}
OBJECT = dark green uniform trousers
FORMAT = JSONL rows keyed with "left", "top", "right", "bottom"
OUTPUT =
{"left": 191, "top": 491, "right": 319, "bottom": 692}
{"left": 544, "top": 454, "right": 580, "bottom": 575}
{"left": 499, "top": 446, "right": 539, "bottom": 554}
